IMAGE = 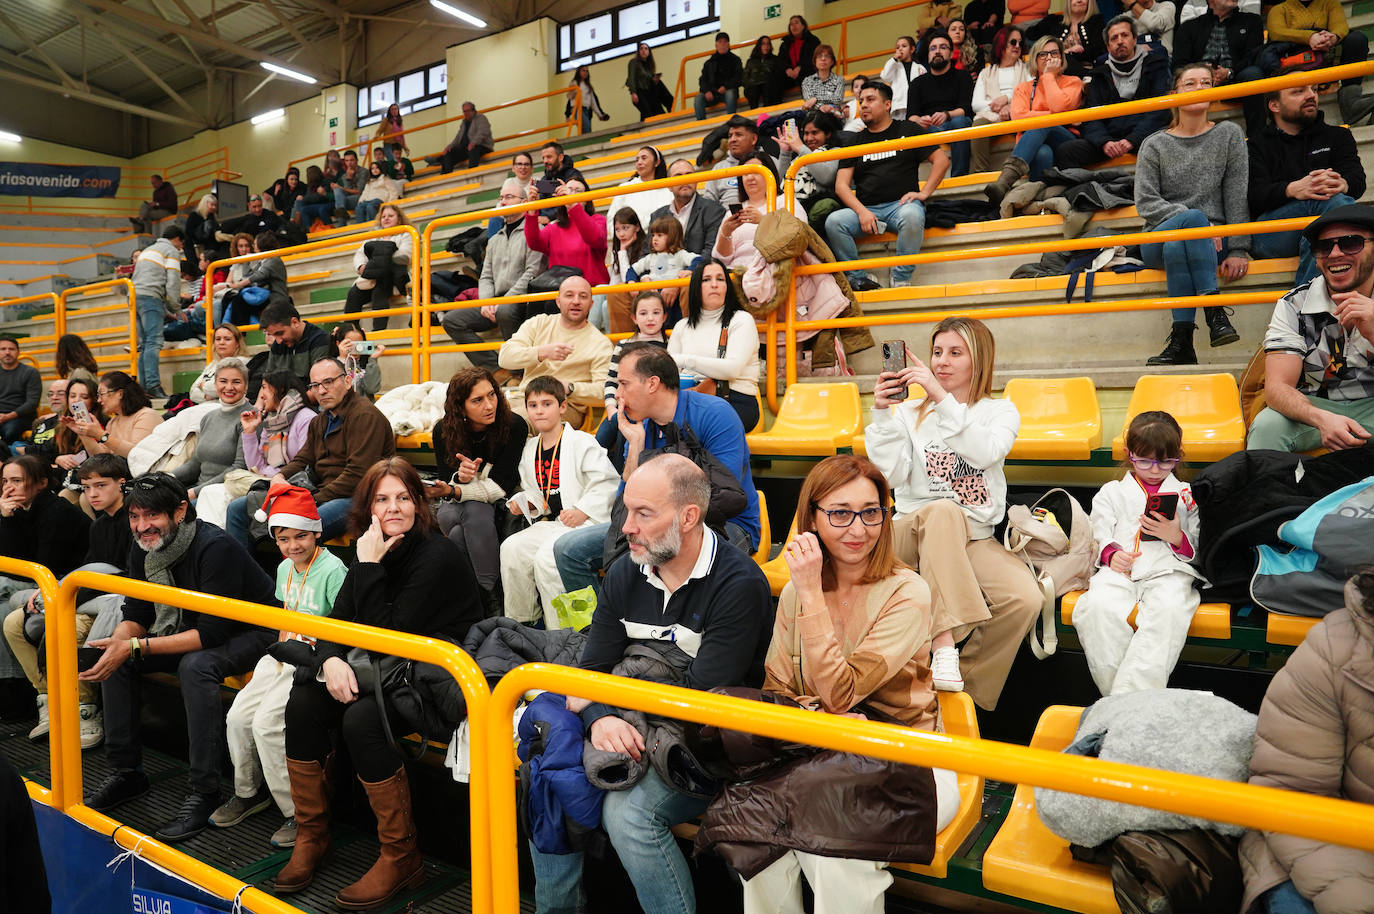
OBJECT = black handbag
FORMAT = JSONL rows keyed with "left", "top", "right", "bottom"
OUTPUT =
{"left": 361, "top": 240, "right": 399, "bottom": 280}
{"left": 346, "top": 645, "right": 467, "bottom": 760}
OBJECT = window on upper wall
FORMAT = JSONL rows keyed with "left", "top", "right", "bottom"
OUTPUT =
{"left": 557, "top": 0, "right": 720, "bottom": 72}
{"left": 357, "top": 62, "right": 448, "bottom": 128}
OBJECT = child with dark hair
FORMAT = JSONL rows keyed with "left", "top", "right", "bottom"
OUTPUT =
{"left": 1073, "top": 410, "right": 1202, "bottom": 695}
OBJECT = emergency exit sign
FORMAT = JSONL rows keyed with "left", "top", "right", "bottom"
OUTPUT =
{"left": 328, "top": 116, "right": 338, "bottom": 127}
{"left": 765, "top": 4, "right": 781, "bottom": 18}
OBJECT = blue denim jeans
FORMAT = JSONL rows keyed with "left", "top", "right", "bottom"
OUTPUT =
{"left": 530, "top": 768, "right": 709, "bottom": 914}
{"left": 353, "top": 198, "right": 382, "bottom": 224}
{"left": 135, "top": 294, "right": 167, "bottom": 395}
{"left": 693, "top": 88, "right": 738, "bottom": 120}
{"left": 293, "top": 200, "right": 333, "bottom": 227}
{"left": 824, "top": 199, "right": 928, "bottom": 284}
{"left": 1264, "top": 881, "right": 1317, "bottom": 914}
{"left": 1011, "top": 125, "right": 1077, "bottom": 180}
{"left": 1251, "top": 194, "right": 1356, "bottom": 287}
{"left": 332, "top": 186, "right": 360, "bottom": 220}
{"left": 929, "top": 115, "right": 972, "bottom": 176}
{"left": 225, "top": 494, "right": 352, "bottom": 547}
{"left": 1139, "top": 209, "right": 1220, "bottom": 322}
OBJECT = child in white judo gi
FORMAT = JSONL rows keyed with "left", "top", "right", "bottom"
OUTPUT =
{"left": 1074, "top": 410, "right": 1203, "bottom": 695}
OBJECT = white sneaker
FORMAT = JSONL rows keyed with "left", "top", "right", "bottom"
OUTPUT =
{"left": 79, "top": 703, "right": 104, "bottom": 749}
{"left": 931, "top": 646, "right": 964, "bottom": 693}
{"left": 28, "top": 694, "right": 49, "bottom": 741}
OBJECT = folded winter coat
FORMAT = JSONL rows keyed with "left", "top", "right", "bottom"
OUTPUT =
{"left": 1039, "top": 167, "right": 1136, "bottom": 212}
{"left": 1252, "top": 476, "right": 1374, "bottom": 617}
{"left": 1110, "top": 829, "right": 1244, "bottom": 914}
{"left": 461, "top": 616, "right": 588, "bottom": 686}
{"left": 518, "top": 692, "right": 603, "bottom": 855}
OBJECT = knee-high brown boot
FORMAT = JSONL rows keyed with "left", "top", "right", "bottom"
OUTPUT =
{"left": 984, "top": 156, "right": 1029, "bottom": 205}
{"left": 334, "top": 767, "right": 425, "bottom": 910}
{"left": 272, "top": 756, "right": 332, "bottom": 894}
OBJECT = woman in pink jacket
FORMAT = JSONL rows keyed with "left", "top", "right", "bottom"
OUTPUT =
{"left": 523, "top": 180, "right": 609, "bottom": 285}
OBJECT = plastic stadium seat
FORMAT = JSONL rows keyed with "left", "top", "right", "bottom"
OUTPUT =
{"left": 1004, "top": 378, "right": 1102, "bottom": 460}
{"left": 982, "top": 705, "right": 1120, "bottom": 914}
{"left": 746, "top": 383, "right": 862, "bottom": 456}
{"left": 893, "top": 690, "right": 985, "bottom": 879}
{"left": 395, "top": 430, "right": 433, "bottom": 450}
{"left": 753, "top": 490, "right": 771, "bottom": 566}
{"left": 759, "top": 518, "right": 798, "bottom": 596}
{"left": 1110, "top": 374, "right": 1245, "bottom": 462}
{"left": 1060, "top": 591, "right": 1232, "bottom": 640}
{"left": 1266, "top": 611, "right": 1320, "bottom": 647}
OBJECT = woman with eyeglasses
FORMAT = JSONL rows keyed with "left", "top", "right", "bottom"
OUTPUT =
{"left": 1072, "top": 411, "right": 1201, "bottom": 696}
{"left": 718, "top": 454, "right": 959, "bottom": 914}
{"left": 971, "top": 27, "right": 1032, "bottom": 173}
{"left": 985, "top": 35, "right": 1083, "bottom": 202}
{"left": 68, "top": 371, "right": 162, "bottom": 459}
{"left": 866, "top": 317, "right": 1042, "bottom": 712}
{"left": 1134, "top": 61, "right": 1249, "bottom": 365}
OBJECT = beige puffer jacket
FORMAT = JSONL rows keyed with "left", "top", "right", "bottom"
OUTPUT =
{"left": 1239, "top": 575, "right": 1374, "bottom": 913}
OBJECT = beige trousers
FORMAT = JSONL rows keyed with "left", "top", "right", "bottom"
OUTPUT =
{"left": 3, "top": 607, "right": 98, "bottom": 704}
{"left": 970, "top": 112, "right": 1008, "bottom": 174}
{"left": 893, "top": 500, "right": 1042, "bottom": 710}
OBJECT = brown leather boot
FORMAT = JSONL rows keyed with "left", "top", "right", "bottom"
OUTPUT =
{"left": 984, "top": 156, "right": 1029, "bottom": 205}
{"left": 334, "top": 768, "right": 425, "bottom": 910}
{"left": 272, "top": 756, "right": 332, "bottom": 894}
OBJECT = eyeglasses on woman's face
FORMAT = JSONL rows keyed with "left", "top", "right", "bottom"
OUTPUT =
{"left": 1127, "top": 452, "right": 1180, "bottom": 472}
{"left": 1036, "top": 50, "right": 1062, "bottom": 60}
{"left": 814, "top": 505, "right": 888, "bottom": 528}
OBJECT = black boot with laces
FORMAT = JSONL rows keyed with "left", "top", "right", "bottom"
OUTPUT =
{"left": 1146, "top": 322, "right": 1198, "bottom": 365}
{"left": 1204, "top": 306, "right": 1240, "bottom": 347}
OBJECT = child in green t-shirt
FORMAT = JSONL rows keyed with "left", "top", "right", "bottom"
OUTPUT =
{"left": 211, "top": 484, "right": 347, "bottom": 849}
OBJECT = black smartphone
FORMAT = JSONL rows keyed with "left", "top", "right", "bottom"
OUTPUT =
{"left": 728, "top": 203, "right": 743, "bottom": 215}
{"left": 534, "top": 178, "right": 560, "bottom": 197}
{"left": 77, "top": 646, "right": 103, "bottom": 673}
{"left": 1139, "top": 492, "right": 1179, "bottom": 541}
{"left": 881, "top": 340, "right": 907, "bottom": 401}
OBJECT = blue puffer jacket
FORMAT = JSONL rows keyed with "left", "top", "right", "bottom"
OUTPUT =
{"left": 518, "top": 692, "right": 603, "bottom": 855}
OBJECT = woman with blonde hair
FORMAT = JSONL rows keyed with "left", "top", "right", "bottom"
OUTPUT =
{"left": 352, "top": 160, "right": 404, "bottom": 225}
{"left": 184, "top": 193, "right": 220, "bottom": 277}
{"left": 985, "top": 34, "right": 1083, "bottom": 202}
{"left": 1034, "top": 0, "right": 1105, "bottom": 77}
{"left": 345, "top": 202, "right": 412, "bottom": 332}
{"left": 187, "top": 323, "right": 248, "bottom": 403}
{"left": 866, "top": 317, "right": 1041, "bottom": 710}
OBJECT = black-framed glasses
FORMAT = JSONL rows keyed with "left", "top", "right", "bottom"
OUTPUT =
{"left": 815, "top": 505, "right": 888, "bottom": 528}
{"left": 305, "top": 374, "right": 346, "bottom": 392}
{"left": 1127, "top": 452, "right": 1180, "bottom": 472}
{"left": 1037, "top": 50, "right": 1062, "bottom": 59}
{"left": 1008, "top": 38, "right": 1023, "bottom": 46}
{"left": 1312, "top": 234, "right": 1374, "bottom": 257}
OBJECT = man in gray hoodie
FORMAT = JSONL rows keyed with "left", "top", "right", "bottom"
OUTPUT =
{"left": 131, "top": 226, "right": 185, "bottom": 399}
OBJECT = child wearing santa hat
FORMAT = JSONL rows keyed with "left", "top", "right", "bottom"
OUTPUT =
{"left": 210, "top": 482, "right": 348, "bottom": 848}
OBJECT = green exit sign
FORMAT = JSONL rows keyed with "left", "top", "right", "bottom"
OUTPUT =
{"left": 328, "top": 116, "right": 338, "bottom": 127}
{"left": 765, "top": 4, "right": 781, "bottom": 18}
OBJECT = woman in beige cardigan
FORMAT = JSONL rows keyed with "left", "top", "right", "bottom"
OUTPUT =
{"left": 67, "top": 371, "right": 162, "bottom": 458}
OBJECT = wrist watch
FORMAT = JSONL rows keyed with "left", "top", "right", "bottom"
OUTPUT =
{"left": 98, "top": 431, "right": 111, "bottom": 444}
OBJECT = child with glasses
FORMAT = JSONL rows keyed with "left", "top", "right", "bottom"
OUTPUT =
{"left": 1073, "top": 410, "right": 1203, "bottom": 695}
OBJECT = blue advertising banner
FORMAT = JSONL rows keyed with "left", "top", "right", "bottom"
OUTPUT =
{"left": 131, "top": 887, "right": 233, "bottom": 913}
{"left": 0, "top": 162, "right": 122, "bottom": 197}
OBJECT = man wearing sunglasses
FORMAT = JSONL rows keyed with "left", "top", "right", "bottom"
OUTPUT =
{"left": 1248, "top": 83, "right": 1365, "bottom": 286}
{"left": 1054, "top": 16, "right": 1172, "bottom": 170}
{"left": 1250, "top": 203, "right": 1374, "bottom": 451}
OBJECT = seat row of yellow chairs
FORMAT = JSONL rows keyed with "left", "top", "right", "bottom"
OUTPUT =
{"left": 749, "top": 374, "right": 1247, "bottom": 462}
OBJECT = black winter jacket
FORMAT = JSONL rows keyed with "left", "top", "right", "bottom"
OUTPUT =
{"left": 1173, "top": 11, "right": 1263, "bottom": 72}
{"left": 699, "top": 51, "right": 744, "bottom": 94}
{"left": 1247, "top": 114, "right": 1367, "bottom": 216}
{"left": 0, "top": 489, "right": 90, "bottom": 577}
{"left": 1078, "top": 47, "right": 1172, "bottom": 151}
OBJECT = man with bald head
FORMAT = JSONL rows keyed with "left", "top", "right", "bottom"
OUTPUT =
{"left": 498, "top": 273, "right": 612, "bottom": 424}
{"left": 531, "top": 452, "right": 773, "bottom": 914}
{"left": 650, "top": 159, "right": 726, "bottom": 261}
{"left": 442, "top": 177, "right": 547, "bottom": 378}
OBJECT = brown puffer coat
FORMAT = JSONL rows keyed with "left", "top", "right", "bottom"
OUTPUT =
{"left": 1238, "top": 575, "right": 1374, "bottom": 913}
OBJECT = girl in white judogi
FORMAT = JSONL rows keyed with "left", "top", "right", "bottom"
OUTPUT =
{"left": 1074, "top": 411, "right": 1203, "bottom": 695}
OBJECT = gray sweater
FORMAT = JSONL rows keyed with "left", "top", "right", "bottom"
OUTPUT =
{"left": 174, "top": 403, "right": 243, "bottom": 491}
{"left": 1134, "top": 120, "right": 1250, "bottom": 259}
{"left": 0, "top": 363, "right": 41, "bottom": 418}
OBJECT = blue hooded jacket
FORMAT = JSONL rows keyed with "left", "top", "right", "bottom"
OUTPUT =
{"left": 518, "top": 692, "right": 604, "bottom": 854}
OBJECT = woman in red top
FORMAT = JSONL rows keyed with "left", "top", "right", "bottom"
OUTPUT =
{"left": 777, "top": 15, "right": 820, "bottom": 94}
{"left": 523, "top": 180, "right": 609, "bottom": 285}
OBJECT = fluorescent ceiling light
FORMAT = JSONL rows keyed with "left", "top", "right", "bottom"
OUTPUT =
{"left": 430, "top": 0, "right": 487, "bottom": 28}
{"left": 251, "top": 108, "right": 285, "bottom": 125}
{"left": 0, "top": 130, "right": 20, "bottom": 143}
{"left": 261, "top": 61, "right": 317, "bottom": 84}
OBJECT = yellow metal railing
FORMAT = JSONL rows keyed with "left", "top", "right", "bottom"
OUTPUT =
{"left": 485, "top": 663, "right": 1374, "bottom": 914}
{"left": 57, "top": 279, "right": 137, "bottom": 376}
{"left": 44, "top": 569, "right": 493, "bottom": 914}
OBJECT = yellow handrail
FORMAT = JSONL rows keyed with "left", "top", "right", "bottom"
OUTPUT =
{"left": 0, "top": 292, "right": 60, "bottom": 331}
{"left": 204, "top": 225, "right": 423, "bottom": 384}
{"left": 58, "top": 279, "right": 136, "bottom": 375}
{"left": 0, "top": 559, "right": 62, "bottom": 796}
{"left": 417, "top": 164, "right": 776, "bottom": 382}
{"left": 47, "top": 569, "right": 493, "bottom": 914}
{"left": 485, "top": 663, "right": 1374, "bottom": 914}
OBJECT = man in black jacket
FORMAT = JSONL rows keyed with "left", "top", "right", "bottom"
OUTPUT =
{"left": 218, "top": 194, "right": 283, "bottom": 237}
{"left": 909, "top": 32, "right": 975, "bottom": 176}
{"left": 531, "top": 453, "right": 772, "bottom": 914}
{"left": 652, "top": 159, "right": 727, "bottom": 258}
{"left": 694, "top": 32, "right": 743, "bottom": 120}
{"left": 1056, "top": 17, "right": 1172, "bottom": 168}
{"left": 1249, "top": 82, "right": 1365, "bottom": 285}
{"left": 80, "top": 473, "right": 275, "bottom": 844}
{"left": 1173, "top": 0, "right": 1265, "bottom": 132}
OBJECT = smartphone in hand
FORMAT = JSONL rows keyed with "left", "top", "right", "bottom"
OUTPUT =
{"left": 881, "top": 340, "right": 908, "bottom": 402}
{"left": 1139, "top": 492, "right": 1179, "bottom": 541}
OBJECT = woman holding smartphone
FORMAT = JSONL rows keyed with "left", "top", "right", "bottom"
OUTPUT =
{"left": 866, "top": 317, "right": 1042, "bottom": 711}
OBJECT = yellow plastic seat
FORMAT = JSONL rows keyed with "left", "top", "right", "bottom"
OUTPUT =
{"left": 1266, "top": 611, "right": 1320, "bottom": 647}
{"left": 395, "top": 430, "right": 433, "bottom": 450}
{"left": 1110, "top": 374, "right": 1245, "bottom": 462}
{"left": 746, "top": 383, "right": 861, "bottom": 457}
{"left": 982, "top": 705, "right": 1120, "bottom": 914}
{"left": 1060, "top": 591, "right": 1232, "bottom": 640}
{"left": 759, "top": 518, "right": 798, "bottom": 596}
{"left": 753, "top": 490, "right": 771, "bottom": 566}
{"left": 893, "top": 691, "right": 985, "bottom": 879}
{"left": 1004, "top": 378, "right": 1103, "bottom": 460}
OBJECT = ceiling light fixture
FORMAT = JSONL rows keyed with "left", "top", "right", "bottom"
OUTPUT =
{"left": 251, "top": 108, "right": 286, "bottom": 125}
{"left": 430, "top": 0, "right": 487, "bottom": 28}
{"left": 261, "top": 61, "right": 317, "bottom": 84}
{"left": 0, "top": 130, "right": 20, "bottom": 143}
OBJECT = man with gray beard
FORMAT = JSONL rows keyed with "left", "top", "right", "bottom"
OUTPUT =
{"left": 529, "top": 453, "right": 772, "bottom": 914}
{"left": 79, "top": 472, "right": 275, "bottom": 844}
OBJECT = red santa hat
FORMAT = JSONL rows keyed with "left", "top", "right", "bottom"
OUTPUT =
{"left": 253, "top": 482, "right": 322, "bottom": 533}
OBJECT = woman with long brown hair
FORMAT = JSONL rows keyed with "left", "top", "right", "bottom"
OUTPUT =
{"left": 276, "top": 457, "right": 481, "bottom": 909}
{"left": 55, "top": 334, "right": 99, "bottom": 381}
{"left": 427, "top": 367, "right": 528, "bottom": 613}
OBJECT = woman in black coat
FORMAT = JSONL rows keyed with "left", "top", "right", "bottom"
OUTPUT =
{"left": 777, "top": 15, "right": 821, "bottom": 94}
{"left": 0, "top": 454, "right": 90, "bottom": 579}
